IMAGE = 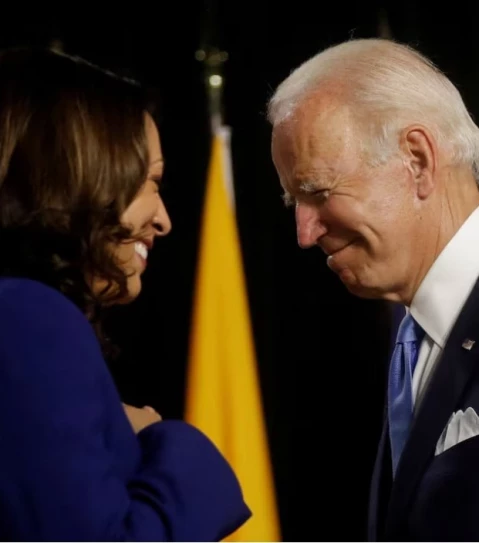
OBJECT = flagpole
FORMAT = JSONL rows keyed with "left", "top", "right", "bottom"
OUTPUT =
{"left": 196, "top": 40, "right": 235, "bottom": 205}
{"left": 196, "top": 45, "right": 228, "bottom": 133}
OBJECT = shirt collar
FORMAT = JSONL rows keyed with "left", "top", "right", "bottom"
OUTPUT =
{"left": 410, "top": 206, "right": 479, "bottom": 347}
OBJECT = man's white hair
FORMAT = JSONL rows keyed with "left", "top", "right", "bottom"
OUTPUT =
{"left": 268, "top": 38, "right": 479, "bottom": 177}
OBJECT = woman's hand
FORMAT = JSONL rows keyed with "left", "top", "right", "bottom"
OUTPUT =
{"left": 122, "top": 403, "right": 162, "bottom": 434}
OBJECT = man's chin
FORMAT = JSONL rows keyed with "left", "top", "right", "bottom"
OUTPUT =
{"left": 341, "top": 275, "right": 388, "bottom": 300}
{"left": 332, "top": 267, "right": 377, "bottom": 298}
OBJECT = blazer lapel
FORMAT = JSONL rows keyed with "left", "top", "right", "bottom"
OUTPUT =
{"left": 368, "top": 414, "right": 391, "bottom": 541}
{"left": 385, "top": 278, "right": 479, "bottom": 538}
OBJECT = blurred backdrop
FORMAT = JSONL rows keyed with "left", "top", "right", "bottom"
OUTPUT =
{"left": 4, "top": 2, "right": 479, "bottom": 540}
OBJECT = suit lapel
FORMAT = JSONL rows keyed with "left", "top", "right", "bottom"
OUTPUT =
{"left": 385, "top": 278, "right": 479, "bottom": 537}
{"left": 368, "top": 415, "right": 390, "bottom": 541}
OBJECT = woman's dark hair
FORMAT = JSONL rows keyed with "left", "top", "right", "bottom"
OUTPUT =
{"left": 0, "top": 48, "right": 152, "bottom": 348}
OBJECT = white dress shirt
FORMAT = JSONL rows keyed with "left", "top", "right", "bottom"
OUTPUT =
{"left": 409, "top": 206, "right": 479, "bottom": 411}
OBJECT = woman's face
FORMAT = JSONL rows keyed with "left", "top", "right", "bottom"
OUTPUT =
{"left": 110, "top": 114, "right": 171, "bottom": 302}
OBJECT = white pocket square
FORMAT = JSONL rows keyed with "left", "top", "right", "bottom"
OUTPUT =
{"left": 435, "top": 407, "right": 479, "bottom": 456}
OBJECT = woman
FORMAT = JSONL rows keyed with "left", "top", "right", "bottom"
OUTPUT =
{"left": 0, "top": 48, "right": 251, "bottom": 541}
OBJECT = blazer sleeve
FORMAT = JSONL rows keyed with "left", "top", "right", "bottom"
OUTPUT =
{"left": 0, "top": 280, "right": 251, "bottom": 541}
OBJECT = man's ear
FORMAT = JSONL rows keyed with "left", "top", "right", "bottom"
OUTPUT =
{"left": 399, "top": 124, "right": 437, "bottom": 199}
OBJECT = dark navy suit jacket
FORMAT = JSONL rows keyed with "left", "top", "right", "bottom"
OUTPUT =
{"left": 0, "top": 277, "right": 251, "bottom": 541}
{"left": 369, "top": 279, "right": 479, "bottom": 541}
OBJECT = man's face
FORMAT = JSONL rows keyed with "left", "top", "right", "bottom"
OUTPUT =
{"left": 271, "top": 100, "right": 421, "bottom": 300}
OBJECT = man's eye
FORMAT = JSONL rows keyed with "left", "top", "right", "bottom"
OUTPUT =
{"left": 311, "top": 189, "right": 330, "bottom": 201}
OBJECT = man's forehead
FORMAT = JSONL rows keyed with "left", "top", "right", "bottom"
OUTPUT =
{"left": 273, "top": 102, "right": 355, "bottom": 161}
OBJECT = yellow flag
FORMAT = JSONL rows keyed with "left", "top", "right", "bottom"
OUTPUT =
{"left": 185, "top": 127, "right": 281, "bottom": 542}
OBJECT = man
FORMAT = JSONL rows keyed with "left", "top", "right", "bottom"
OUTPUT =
{"left": 268, "top": 38, "right": 479, "bottom": 541}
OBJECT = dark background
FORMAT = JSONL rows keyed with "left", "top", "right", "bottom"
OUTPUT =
{"left": 3, "top": 3, "right": 479, "bottom": 540}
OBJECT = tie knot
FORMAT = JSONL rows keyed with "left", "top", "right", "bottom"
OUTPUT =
{"left": 396, "top": 312, "right": 424, "bottom": 344}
